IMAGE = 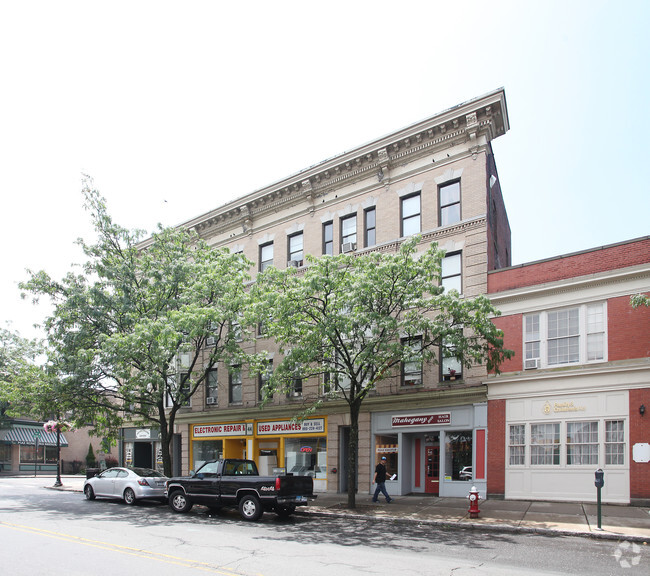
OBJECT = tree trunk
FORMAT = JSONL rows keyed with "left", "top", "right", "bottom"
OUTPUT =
{"left": 346, "top": 400, "right": 361, "bottom": 509}
{"left": 158, "top": 405, "right": 173, "bottom": 477}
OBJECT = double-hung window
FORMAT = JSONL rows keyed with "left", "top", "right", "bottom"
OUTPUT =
{"left": 401, "top": 194, "right": 421, "bottom": 237}
{"left": 340, "top": 214, "right": 357, "bottom": 251}
{"left": 509, "top": 424, "right": 526, "bottom": 465}
{"left": 260, "top": 242, "right": 274, "bottom": 272}
{"left": 524, "top": 303, "right": 606, "bottom": 369}
{"left": 441, "top": 253, "right": 462, "bottom": 293}
{"left": 288, "top": 232, "right": 304, "bottom": 266}
{"left": 229, "top": 365, "right": 242, "bottom": 404}
{"left": 439, "top": 181, "right": 461, "bottom": 226}
{"left": 323, "top": 221, "right": 334, "bottom": 255}
{"left": 530, "top": 423, "right": 560, "bottom": 465}
{"left": 605, "top": 420, "right": 625, "bottom": 465}
{"left": 401, "top": 337, "right": 422, "bottom": 387}
{"left": 566, "top": 421, "right": 598, "bottom": 465}
{"left": 364, "top": 208, "right": 376, "bottom": 247}
{"left": 206, "top": 369, "right": 218, "bottom": 406}
{"left": 258, "top": 360, "right": 272, "bottom": 403}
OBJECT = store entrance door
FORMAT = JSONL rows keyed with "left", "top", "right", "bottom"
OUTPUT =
{"left": 425, "top": 446, "right": 439, "bottom": 495}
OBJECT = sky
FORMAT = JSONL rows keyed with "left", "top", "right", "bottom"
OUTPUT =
{"left": 1, "top": 0, "right": 648, "bottom": 340}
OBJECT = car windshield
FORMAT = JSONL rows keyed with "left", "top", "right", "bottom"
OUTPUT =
{"left": 131, "top": 467, "right": 165, "bottom": 478}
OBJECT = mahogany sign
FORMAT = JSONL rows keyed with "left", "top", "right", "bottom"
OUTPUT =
{"left": 391, "top": 413, "right": 451, "bottom": 427}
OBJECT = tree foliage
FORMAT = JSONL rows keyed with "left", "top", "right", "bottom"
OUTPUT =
{"left": 631, "top": 294, "right": 649, "bottom": 308}
{"left": 19, "top": 181, "right": 253, "bottom": 475}
{"left": 253, "top": 237, "right": 512, "bottom": 508}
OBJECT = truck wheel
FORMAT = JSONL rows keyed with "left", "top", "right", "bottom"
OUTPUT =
{"left": 276, "top": 505, "right": 295, "bottom": 518}
{"left": 169, "top": 490, "right": 193, "bottom": 513}
{"left": 239, "top": 495, "right": 263, "bottom": 521}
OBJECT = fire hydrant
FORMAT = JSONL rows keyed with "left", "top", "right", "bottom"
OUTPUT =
{"left": 468, "top": 486, "right": 481, "bottom": 519}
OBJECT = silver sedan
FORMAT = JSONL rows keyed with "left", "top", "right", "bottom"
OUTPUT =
{"left": 83, "top": 467, "right": 168, "bottom": 505}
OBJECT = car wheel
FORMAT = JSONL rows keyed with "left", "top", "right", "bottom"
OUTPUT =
{"left": 123, "top": 488, "right": 137, "bottom": 505}
{"left": 84, "top": 485, "right": 95, "bottom": 500}
{"left": 169, "top": 490, "right": 193, "bottom": 513}
{"left": 275, "top": 505, "right": 295, "bottom": 518}
{"left": 238, "top": 495, "right": 263, "bottom": 521}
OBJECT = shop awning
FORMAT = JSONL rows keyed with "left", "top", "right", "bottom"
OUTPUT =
{"left": 0, "top": 426, "right": 68, "bottom": 447}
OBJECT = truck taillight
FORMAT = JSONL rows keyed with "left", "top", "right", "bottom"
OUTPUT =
{"left": 275, "top": 477, "right": 281, "bottom": 491}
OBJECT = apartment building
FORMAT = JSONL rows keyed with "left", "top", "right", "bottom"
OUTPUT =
{"left": 123, "top": 89, "right": 512, "bottom": 496}
{"left": 486, "top": 237, "right": 650, "bottom": 504}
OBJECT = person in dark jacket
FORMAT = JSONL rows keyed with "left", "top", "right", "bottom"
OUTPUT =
{"left": 372, "top": 456, "right": 392, "bottom": 503}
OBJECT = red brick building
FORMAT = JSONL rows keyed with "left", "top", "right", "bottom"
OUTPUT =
{"left": 486, "top": 237, "right": 650, "bottom": 504}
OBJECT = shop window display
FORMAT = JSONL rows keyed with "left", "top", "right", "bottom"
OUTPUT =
{"left": 284, "top": 438, "right": 327, "bottom": 479}
{"left": 444, "top": 430, "right": 472, "bottom": 481}
{"left": 20, "top": 445, "right": 58, "bottom": 464}
{"left": 375, "top": 434, "right": 398, "bottom": 478}
{"left": 192, "top": 439, "right": 223, "bottom": 471}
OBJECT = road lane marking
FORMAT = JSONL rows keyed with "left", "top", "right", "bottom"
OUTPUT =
{"left": 0, "top": 520, "right": 257, "bottom": 575}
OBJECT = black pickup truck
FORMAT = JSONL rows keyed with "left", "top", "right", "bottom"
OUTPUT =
{"left": 164, "top": 458, "right": 316, "bottom": 521}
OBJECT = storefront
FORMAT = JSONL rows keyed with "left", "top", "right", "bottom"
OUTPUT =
{"left": 190, "top": 416, "right": 328, "bottom": 492}
{"left": 371, "top": 404, "right": 487, "bottom": 498}
{"left": 0, "top": 421, "right": 68, "bottom": 474}
{"left": 120, "top": 427, "right": 164, "bottom": 473}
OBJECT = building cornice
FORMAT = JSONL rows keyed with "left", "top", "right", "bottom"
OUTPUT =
{"left": 178, "top": 89, "right": 508, "bottom": 240}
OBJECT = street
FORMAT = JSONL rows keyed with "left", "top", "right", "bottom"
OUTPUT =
{"left": 0, "top": 477, "right": 647, "bottom": 575}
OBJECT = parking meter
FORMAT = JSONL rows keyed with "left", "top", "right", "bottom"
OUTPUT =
{"left": 594, "top": 469, "right": 604, "bottom": 488}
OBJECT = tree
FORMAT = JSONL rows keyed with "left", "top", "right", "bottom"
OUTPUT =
{"left": 20, "top": 180, "right": 253, "bottom": 476}
{"left": 631, "top": 294, "right": 649, "bottom": 308}
{"left": 253, "top": 237, "right": 512, "bottom": 509}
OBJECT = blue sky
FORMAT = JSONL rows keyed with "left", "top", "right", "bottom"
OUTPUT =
{"left": 1, "top": 0, "right": 648, "bottom": 338}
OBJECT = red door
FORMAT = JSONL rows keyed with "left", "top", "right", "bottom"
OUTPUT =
{"left": 425, "top": 446, "right": 439, "bottom": 494}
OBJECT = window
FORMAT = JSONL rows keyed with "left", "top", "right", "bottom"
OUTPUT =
{"left": 229, "top": 365, "right": 242, "bottom": 404}
{"left": 523, "top": 303, "right": 606, "bottom": 368}
{"left": 285, "top": 437, "right": 327, "bottom": 478}
{"left": 375, "top": 434, "right": 398, "bottom": 478}
{"left": 20, "top": 445, "right": 58, "bottom": 464}
{"left": 192, "top": 440, "right": 223, "bottom": 471}
{"left": 401, "top": 337, "right": 422, "bottom": 387}
{"left": 340, "top": 214, "right": 357, "bottom": 250}
{"left": 509, "top": 425, "right": 526, "bottom": 465}
{"left": 364, "top": 208, "right": 376, "bottom": 247}
{"left": 401, "top": 194, "right": 421, "bottom": 237}
{"left": 258, "top": 360, "right": 272, "bottom": 402}
{"left": 288, "top": 232, "right": 304, "bottom": 266}
{"left": 323, "top": 221, "right": 334, "bottom": 255}
{"left": 605, "top": 420, "right": 625, "bottom": 465}
{"left": 566, "top": 421, "right": 598, "bottom": 465}
{"left": 288, "top": 372, "right": 302, "bottom": 397}
{"left": 441, "top": 335, "right": 462, "bottom": 381}
{"left": 166, "top": 373, "right": 190, "bottom": 407}
{"left": 530, "top": 423, "right": 560, "bottom": 465}
{"left": 439, "top": 181, "right": 461, "bottom": 226}
{"left": 441, "top": 253, "right": 462, "bottom": 293}
{"left": 260, "top": 242, "right": 274, "bottom": 272}
{"left": 444, "top": 431, "right": 472, "bottom": 481}
{"left": 206, "top": 369, "right": 218, "bottom": 405}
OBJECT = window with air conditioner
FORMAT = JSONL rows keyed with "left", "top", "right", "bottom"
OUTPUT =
{"left": 523, "top": 303, "right": 606, "bottom": 369}
{"left": 206, "top": 369, "right": 218, "bottom": 406}
{"left": 340, "top": 214, "right": 357, "bottom": 252}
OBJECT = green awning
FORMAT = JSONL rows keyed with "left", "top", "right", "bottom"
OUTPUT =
{"left": 0, "top": 426, "right": 68, "bottom": 447}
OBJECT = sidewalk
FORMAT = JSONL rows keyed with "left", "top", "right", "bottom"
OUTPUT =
{"left": 27, "top": 475, "right": 650, "bottom": 543}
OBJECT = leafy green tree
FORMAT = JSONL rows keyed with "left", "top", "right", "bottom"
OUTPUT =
{"left": 253, "top": 237, "right": 512, "bottom": 508}
{"left": 631, "top": 294, "right": 649, "bottom": 308}
{"left": 20, "top": 180, "right": 253, "bottom": 476}
{"left": 86, "top": 443, "right": 96, "bottom": 468}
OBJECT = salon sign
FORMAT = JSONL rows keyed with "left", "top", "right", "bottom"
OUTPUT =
{"left": 391, "top": 413, "right": 451, "bottom": 427}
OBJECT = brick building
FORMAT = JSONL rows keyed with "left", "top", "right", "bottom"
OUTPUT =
{"left": 486, "top": 237, "right": 650, "bottom": 504}
{"left": 122, "top": 89, "right": 512, "bottom": 496}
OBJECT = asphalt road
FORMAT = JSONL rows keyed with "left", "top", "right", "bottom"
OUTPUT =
{"left": 0, "top": 477, "right": 647, "bottom": 576}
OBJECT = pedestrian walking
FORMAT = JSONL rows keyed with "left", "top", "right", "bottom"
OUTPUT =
{"left": 372, "top": 456, "right": 392, "bottom": 503}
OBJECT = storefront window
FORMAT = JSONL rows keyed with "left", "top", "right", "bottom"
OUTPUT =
{"left": 284, "top": 437, "right": 327, "bottom": 479}
{"left": 20, "top": 445, "right": 58, "bottom": 464}
{"left": 530, "top": 423, "right": 560, "bottom": 465}
{"left": 375, "top": 434, "right": 398, "bottom": 478}
{"left": 0, "top": 444, "right": 10, "bottom": 465}
{"left": 566, "top": 421, "right": 598, "bottom": 465}
{"left": 192, "top": 440, "right": 223, "bottom": 472}
{"left": 444, "top": 430, "right": 472, "bottom": 480}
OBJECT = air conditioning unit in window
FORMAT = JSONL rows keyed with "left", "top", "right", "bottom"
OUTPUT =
{"left": 524, "top": 358, "right": 540, "bottom": 370}
{"left": 206, "top": 336, "right": 216, "bottom": 347}
{"left": 341, "top": 242, "right": 357, "bottom": 253}
{"left": 287, "top": 260, "right": 300, "bottom": 268}
{"left": 206, "top": 397, "right": 217, "bottom": 405}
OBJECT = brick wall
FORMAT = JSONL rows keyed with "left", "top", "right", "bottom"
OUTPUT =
{"left": 629, "top": 388, "right": 650, "bottom": 500}
{"left": 492, "top": 314, "right": 523, "bottom": 372}
{"left": 488, "top": 237, "right": 650, "bottom": 293}
{"left": 608, "top": 294, "right": 650, "bottom": 360}
{"left": 487, "top": 398, "right": 506, "bottom": 497}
